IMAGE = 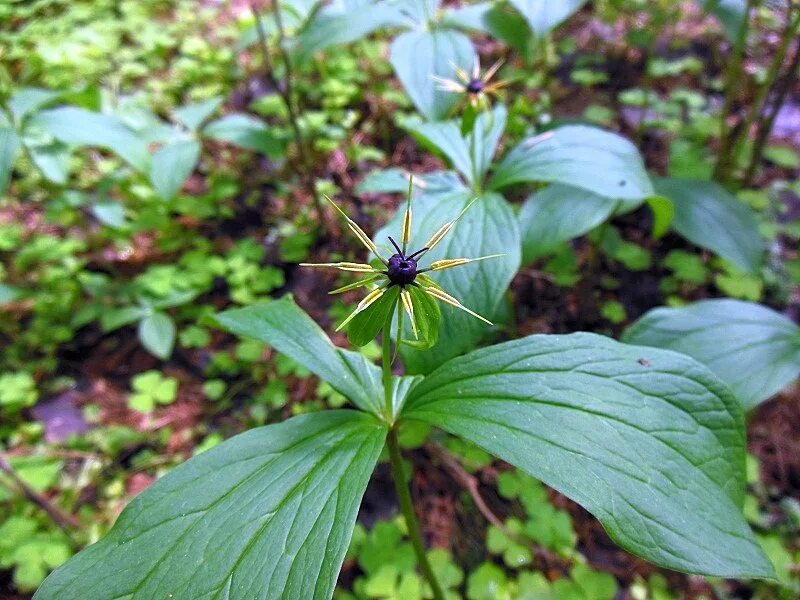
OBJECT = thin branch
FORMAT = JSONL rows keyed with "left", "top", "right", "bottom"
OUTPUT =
{"left": 0, "top": 453, "right": 81, "bottom": 534}
{"left": 743, "top": 30, "right": 800, "bottom": 185}
{"left": 249, "top": 1, "right": 324, "bottom": 221}
{"left": 732, "top": 6, "right": 800, "bottom": 182}
{"left": 425, "top": 442, "right": 509, "bottom": 535}
{"left": 425, "top": 442, "right": 575, "bottom": 575}
{"left": 714, "top": 0, "right": 757, "bottom": 183}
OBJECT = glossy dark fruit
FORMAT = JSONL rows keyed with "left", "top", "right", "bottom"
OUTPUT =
{"left": 387, "top": 254, "right": 418, "bottom": 286}
{"left": 466, "top": 79, "right": 484, "bottom": 94}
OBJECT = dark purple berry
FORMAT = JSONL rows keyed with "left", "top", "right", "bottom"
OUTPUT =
{"left": 386, "top": 254, "right": 418, "bottom": 286}
{"left": 466, "top": 79, "right": 484, "bottom": 94}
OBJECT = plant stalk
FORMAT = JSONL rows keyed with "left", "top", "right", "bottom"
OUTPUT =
{"left": 249, "top": 1, "right": 324, "bottom": 221}
{"left": 386, "top": 429, "right": 446, "bottom": 600}
{"left": 381, "top": 316, "right": 394, "bottom": 421}
{"left": 742, "top": 8, "right": 800, "bottom": 186}
{"left": 730, "top": 8, "right": 800, "bottom": 180}
{"left": 0, "top": 453, "right": 81, "bottom": 537}
{"left": 713, "top": 0, "right": 756, "bottom": 183}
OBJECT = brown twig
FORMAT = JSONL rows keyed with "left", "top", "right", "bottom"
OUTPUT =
{"left": 425, "top": 441, "right": 509, "bottom": 535}
{"left": 0, "top": 453, "right": 81, "bottom": 534}
{"left": 425, "top": 442, "right": 572, "bottom": 574}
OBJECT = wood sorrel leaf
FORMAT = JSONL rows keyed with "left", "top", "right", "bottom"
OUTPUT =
{"left": 215, "top": 295, "right": 385, "bottom": 416}
{"left": 518, "top": 183, "right": 620, "bottom": 264}
{"left": 489, "top": 125, "right": 653, "bottom": 201}
{"left": 653, "top": 177, "right": 763, "bottom": 274}
{"left": 390, "top": 29, "right": 475, "bottom": 121}
{"left": 35, "top": 410, "right": 387, "bottom": 600}
{"left": 624, "top": 299, "right": 800, "bottom": 411}
{"left": 402, "top": 332, "right": 775, "bottom": 578}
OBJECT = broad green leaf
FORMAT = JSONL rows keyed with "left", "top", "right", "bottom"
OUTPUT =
{"left": 508, "top": 0, "right": 588, "bottom": 37}
{"left": 347, "top": 285, "right": 400, "bottom": 348}
{"left": 138, "top": 311, "right": 175, "bottom": 359}
{"left": 101, "top": 306, "right": 145, "bottom": 331}
{"left": 375, "top": 190, "right": 521, "bottom": 374}
{"left": 296, "top": 0, "right": 406, "bottom": 59}
{"left": 623, "top": 299, "right": 800, "bottom": 411}
{"left": 0, "top": 127, "right": 21, "bottom": 195}
{"left": 403, "top": 105, "right": 507, "bottom": 187}
{"left": 698, "top": 0, "right": 747, "bottom": 40}
{"left": 27, "top": 142, "right": 70, "bottom": 185}
{"left": 204, "top": 114, "right": 283, "bottom": 158}
{"left": 0, "top": 283, "right": 21, "bottom": 304}
{"left": 150, "top": 139, "right": 201, "bottom": 200}
{"left": 443, "top": 3, "right": 531, "bottom": 53}
{"left": 28, "top": 107, "right": 150, "bottom": 172}
{"left": 645, "top": 195, "right": 674, "bottom": 239}
{"left": 174, "top": 97, "right": 223, "bottom": 131}
{"left": 518, "top": 184, "right": 619, "bottom": 264}
{"left": 91, "top": 201, "right": 127, "bottom": 229}
{"left": 653, "top": 177, "right": 763, "bottom": 274}
{"left": 35, "top": 410, "right": 387, "bottom": 600}
{"left": 357, "top": 169, "right": 466, "bottom": 195}
{"left": 390, "top": 29, "right": 475, "bottom": 121}
{"left": 8, "top": 88, "right": 61, "bottom": 124}
{"left": 489, "top": 125, "right": 653, "bottom": 201}
{"left": 216, "top": 295, "right": 386, "bottom": 416}
{"left": 402, "top": 332, "right": 774, "bottom": 578}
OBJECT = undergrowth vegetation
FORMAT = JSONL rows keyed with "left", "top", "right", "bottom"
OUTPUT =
{"left": 1, "top": 1, "right": 800, "bottom": 599}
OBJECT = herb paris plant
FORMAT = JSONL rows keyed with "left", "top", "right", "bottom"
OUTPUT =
{"left": 35, "top": 192, "right": 775, "bottom": 599}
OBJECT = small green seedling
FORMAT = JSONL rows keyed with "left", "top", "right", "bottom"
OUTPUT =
{"left": 128, "top": 371, "right": 178, "bottom": 413}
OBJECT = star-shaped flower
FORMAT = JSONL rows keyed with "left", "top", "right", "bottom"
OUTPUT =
{"left": 301, "top": 187, "right": 502, "bottom": 340}
{"left": 433, "top": 56, "right": 508, "bottom": 108}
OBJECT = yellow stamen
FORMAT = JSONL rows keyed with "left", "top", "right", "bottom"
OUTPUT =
{"left": 336, "top": 287, "right": 387, "bottom": 331}
{"left": 401, "top": 185, "right": 413, "bottom": 248}
{"left": 329, "top": 274, "right": 383, "bottom": 295}
{"left": 422, "top": 285, "right": 493, "bottom": 326}
{"left": 482, "top": 58, "right": 504, "bottom": 83}
{"left": 323, "top": 194, "right": 386, "bottom": 261}
{"left": 451, "top": 61, "right": 470, "bottom": 84}
{"left": 299, "top": 262, "right": 377, "bottom": 273}
{"left": 421, "top": 197, "right": 478, "bottom": 252}
{"left": 428, "top": 254, "right": 505, "bottom": 271}
{"left": 400, "top": 289, "right": 417, "bottom": 339}
{"left": 431, "top": 75, "right": 466, "bottom": 93}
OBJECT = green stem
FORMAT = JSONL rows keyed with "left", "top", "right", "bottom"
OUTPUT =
{"left": 381, "top": 316, "right": 393, "bottom": 421}
{"left": 731, "top": 7, "right": 800, "bottom": 185}
{"left": 386, "top": 430, "right": 446, "bottom": 600}
{"left": 713, "top": 0, "right": 756, "bottom": 183}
